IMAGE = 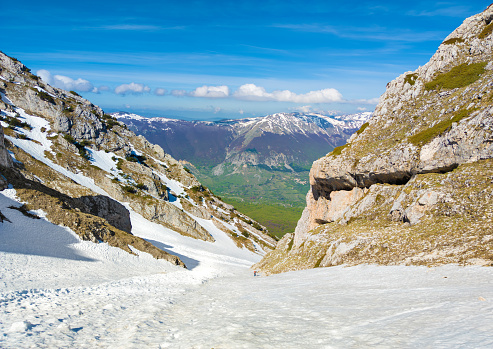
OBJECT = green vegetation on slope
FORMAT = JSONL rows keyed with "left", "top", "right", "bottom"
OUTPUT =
{"left": 441, "top": 37, "right": 464, "bottom": 45}
{"left": 329, "top": 143, "right": 350, "bottom": 157}
{"left": 424, "top": 62, "right": 487, "bottom": 91}
{"left": 225, "top": 198, "right": 305, "bottom": 239}
{"left": 478, "top": 22, "right": 493, "bottom": 39}
{"left": 408, "top": 108, "right": 475, "bottom": 146}
{"left": 404, "top": 73, "right": 418, "bottom": 86}
{"left": 190, "top": 163, "right": 310, "bottom": 238}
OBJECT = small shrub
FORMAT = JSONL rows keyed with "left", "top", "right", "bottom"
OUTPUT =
{"left": 287, "top": 238, "right": 294, "bottom": 251}
{"left": 7, "top": 116, "right": 31, "bottom": 130}
{"left": 125, "top": 153, "right": 146, "bottom": 163}
{"left": 122, "top": 185, "right": 137, "bottom": 194}
{"left": 441, "top": 37, "right": 464, "bottom": 45}
{"left": 63, "top": 134, "right": 75, "bottom": 143}
{"left": 356, "top": 122, "right": 369, "bottom": 135}
{"left": 252, "top": 222, "right": 263, "bottom": 231}
{"left": 69, "top": 90, "right": 81, "bottom": 97}
{"left": 135, "top": 183, "right": 147, "bottom": 190}
{"left": 116, "top": 159, "right": 124, "bottom": 170}
{"left": 424, "top": 62, "right": 487, "bottom": 91}
{"left": 79, "top": 140, "right": 91, "bottom": 147}
{"left": 330, "top": 143, "right": 350, "bottom": 156}
{"left": 63, "top": 106, "right": 74, "bottom": 114}
{"left": 37, "top": 91, "right": 55, "bottom": 104}
{"left": 78, "top": 147, "right": 90, "bottom": 161}
{"left": 404, "top": 73, "right": 418, "bottom": 86}
{"left": 190, "top": 185, "right": 205, "bottom": 193}
{"left": 105, "top": 119, "right": 119, "bottom": 130}
{"left": 63, "top": 134, "right": 91, "bottom": 160}
{"left": 8, "top": 204, "right": 40, "bottom": 219}
{"left": 478, "top": 22, "right": 493, "bottom": 39}
{"left": 314, "top": 255, "right": 325, "bottom": 268}
{"left": 184, "top": 167, "right": 191, "bottom": 173}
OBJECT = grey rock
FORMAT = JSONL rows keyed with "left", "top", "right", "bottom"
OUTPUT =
{"left": 130, "top": 200, "right": 214, "bottom": 242}
{"left": 0, "top": 126, "right": 12, "bottom": 169}
{"left": 77, "top": 195, "right": 132, "bottom": 233}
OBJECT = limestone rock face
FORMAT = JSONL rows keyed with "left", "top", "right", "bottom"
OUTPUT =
{"left": 256, "top": 6, "right": 493, "bottom": 274}
{"left": 130, "top": 200, "right": 214, "bottom": 242}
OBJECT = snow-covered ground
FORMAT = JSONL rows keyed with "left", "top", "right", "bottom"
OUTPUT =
{"left": 1, "top": 185, "right": 492, "bottom": 348}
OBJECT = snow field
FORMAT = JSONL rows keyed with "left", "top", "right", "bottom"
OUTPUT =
{"left": 157, "top": 265, "right": 493, "bottom": 349}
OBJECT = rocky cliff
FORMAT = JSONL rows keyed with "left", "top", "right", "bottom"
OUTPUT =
{"left": 0, "top": 51, "right": 276, "bottom": 267}
{"left": 256, "top": 5, "right": 493, "bottom": 273}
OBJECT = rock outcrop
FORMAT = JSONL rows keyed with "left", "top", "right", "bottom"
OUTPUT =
{"left": 0, "top": 125, "right": 12, "bottom": 190}
{"left": 256, "top": 5, "right": 493, "bottom": 274}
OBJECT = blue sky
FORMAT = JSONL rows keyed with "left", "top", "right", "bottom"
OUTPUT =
{"left": 1, "top": 1, "right": 489, "bottom": 120}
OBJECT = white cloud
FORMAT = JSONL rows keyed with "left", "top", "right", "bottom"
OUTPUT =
{"left": 154, "top": 88, "right": 167, "bottom": 96}
{"left": 239, "top": 109, "right": 244, "bottom": 115}
{"left": 233, "top": 84, "right": 343, "bottom": 103}
{"left": 37, "top": 69, "right": 95, "bottom": 92}
{"left": 190, "top": 85, "right": 229, "bottom": 98}
{"left": 115, "top": 82, "right": 151, "bottom": 95}
{"left": 98, "top": 85, "right": 110, "bottom": 92}
{"left": 357, "top": 107, "right": 368, "bottom": 111}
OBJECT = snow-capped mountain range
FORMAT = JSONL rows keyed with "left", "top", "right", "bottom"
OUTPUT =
{"left": 114, "top": 111, "right": 372, "bottom": 168}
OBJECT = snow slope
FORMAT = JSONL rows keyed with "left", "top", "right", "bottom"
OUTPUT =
{"left": 1, "top": 185, "right": 492, "bottom": 347}
{"left": 2, "top": 208, "right": 492, "bottom": 349}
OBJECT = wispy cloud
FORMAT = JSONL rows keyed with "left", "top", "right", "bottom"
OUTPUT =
{"left": 407, "top": 6, "right": 471, "bottom": 17}
{"left": 273, "top": 24, "right": 446, "bottom": 43}
{"left": 90, "top": 25, "right": 185, "bottom": 31}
